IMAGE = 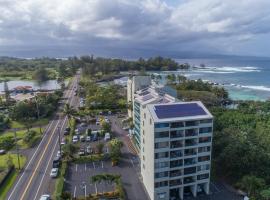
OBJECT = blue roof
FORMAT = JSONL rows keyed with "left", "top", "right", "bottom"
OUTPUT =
{"left": 154, "top": 103, "right": 207, "bottom": 119}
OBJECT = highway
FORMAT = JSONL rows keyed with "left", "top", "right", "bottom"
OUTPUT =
{"left": 6, "top": 72, "right": 80, "bottom": 200}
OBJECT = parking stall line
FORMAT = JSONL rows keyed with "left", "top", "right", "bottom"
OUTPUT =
{"left": 95, "top": 183, "right": 98, "bottom": 194}
{"left": 101, "top": 161, "right": 104, "bottom": 168}
{"left": 85, "top": 163, "right": 86, "bottom": 171}
{"left": 85, "top": 185, "right": 87, "bottom": 198}
{"left": 73, "top": 186, "right": 77, "bottom": 198}
{"left": 76, "top": 164, "right": 78, "bottom": 172}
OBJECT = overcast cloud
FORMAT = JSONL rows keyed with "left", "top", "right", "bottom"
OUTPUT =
{"left": 0, "top": 0, "right": 270, "bottom": 58}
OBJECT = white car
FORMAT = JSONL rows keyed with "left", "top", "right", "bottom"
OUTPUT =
{"left": 50, "top": 168, "right": 59, "bottom": 178}
{"left": 72, "top": 136, "right": 78, "bottom": 143}
{"left": 56, "top": 150, "right": 62, "bottom": 158}
{"left": 39, "top": 194, "right": 50, "bottom": 200}
{"left": 86, "top": 136, "right": 91, "bottom": 142}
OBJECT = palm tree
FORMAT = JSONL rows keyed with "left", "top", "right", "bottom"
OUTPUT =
{"left": 238, "top": 175, "right": 265, "bottom": 197}
{"left": 63, "top": 103, "right": 76, "bottom": 127}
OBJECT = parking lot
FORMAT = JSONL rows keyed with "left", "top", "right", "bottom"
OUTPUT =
{"left": 64, "top": 152, "right": 147, "bottom": 200}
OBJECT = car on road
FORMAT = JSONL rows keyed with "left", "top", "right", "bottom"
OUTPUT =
{"left": 86, "top": 136, "right": 91, "bottom": 142}
{"left": 64, "top": 127, "right": 70, "bottom": 135}
{"left": 61, "top": 138, "right": 66, "bottom": 145}
{"left": 104, "top": 132, "right": 110, "bottom": 141}
{"left": 72, "top": 135, "right": 79, "bottom": 143}
{"left": 39, "top": 194, "right": 50, "bottom": 200}
{"left": 80, "top": 135, "right": 85, "bottom": 142}
{"left": 56, "top": 150, "right": 63, "bottom": 158}
{"left": 50, "top": 168, "right": 59, "bottom": 178}
{"left": 78, "top": 148, "right": 85, "bottom": 156}
{"left": 53, "top": 156, "right": 61, "bottom": 168}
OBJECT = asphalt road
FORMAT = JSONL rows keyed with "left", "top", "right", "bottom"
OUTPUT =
{"left": 6, "top": 72, "right": 80, "bottom": 200}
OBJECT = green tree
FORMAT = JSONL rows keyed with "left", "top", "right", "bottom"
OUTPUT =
{"left": 260, "top": 189, "right": 270, "bottom": 200}
{"left": 63, "top": 104, "right": 76, "bottom": 127}
{"left": 109, "top": 139, "right": 123, "bottom": 166}
{"left": 96, "top": 143, "right": 104, "bottom": 154}
{"left": 33, "top": 67, "right": 49, "bottom": 82}
{"left": 237, "top": 175, "right": 265, "bottom": 197}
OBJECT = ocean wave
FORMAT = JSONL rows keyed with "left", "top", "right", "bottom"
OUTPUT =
{"left": 241, "top": 85, "right": 270, "bottom": 92}
{"left": 194, "top": 66, "right": 260, "bottom": 73}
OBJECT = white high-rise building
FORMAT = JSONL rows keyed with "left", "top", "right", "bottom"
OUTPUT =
{"left": 127, "top": 76, "right": 151, "bottom": 118}
{"left": 140, "top": 101, "right": 213, "bottom": 200}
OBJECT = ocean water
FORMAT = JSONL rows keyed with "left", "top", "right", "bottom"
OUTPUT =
{"left": 155, "top": 58, "right": 270, "bottom": 101}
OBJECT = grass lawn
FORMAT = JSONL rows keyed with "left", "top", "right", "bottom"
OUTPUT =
{"left": 0, "top": 154, "right": 27, "bottom": 200}
{"left": 0, "top": 154, "right": 26, "bottom": 169}
{"left": 10, "top": 118, "right": 49, "bottom": 129}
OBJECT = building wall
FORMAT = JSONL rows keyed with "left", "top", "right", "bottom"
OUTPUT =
{"left": 141, "top": 106, "right": 213, "bottom": 200}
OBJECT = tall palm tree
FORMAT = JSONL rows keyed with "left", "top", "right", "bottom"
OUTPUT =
{"left": 63, "top": 103, "right": 76, "bottom": 127}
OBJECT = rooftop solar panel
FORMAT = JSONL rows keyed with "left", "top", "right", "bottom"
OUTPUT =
{"left": 142, "top": 94, "right": 154, "bottom": 101}
{"left": 154, "top": 103, "right": 207, "bottom": 119}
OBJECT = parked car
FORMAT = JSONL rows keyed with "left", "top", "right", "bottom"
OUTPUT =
{"left": 86, "top": 136, "right": 91, "bottom": 142}
{"left": 80, "top": 122, "right": 87, "bottom": 127}
{"left": 78, "top": 148, "right": 85, "bottom": 156}
{"left": 104, "top": 133, "right": 111, "bottom": 141}
{"left": 50, "top": 168, "right": 59, "bottom": 178}
{"left": 64, "top": 127, "right": 70, "bottom": 135}
{"left": 92, "top": 131, "right": 98, "bottom": 141}
{"left": 0, "top": 149, "right": 6, "bottom": 155}
{"left": 56, "top": 150, "right": 63, "bottom": 158}
{"left": 72, "top": 135, "right": 79, "bottom": 143}
{"left": 52, "top": 156, "right": 61, "bottom": 168}
{"left": 61, "top": 138, "right": 66, "bottom": 145}
{"left": 86, "top": 145, "right": 92, "bottom": 154}
{"left": 80, "top": 135, "right": 85, "bottom": 142}
{"left": 39, "top": 194, "right": 50, "bottom": 200}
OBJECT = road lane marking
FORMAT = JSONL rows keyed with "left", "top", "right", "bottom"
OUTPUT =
{"left": 19, "top": 78, "right": 77, "bottom": 200}
{"left": 33, "top": 116, "right": 67, "bottom": 200}
{"left": 95, "top": 183, "right": 97, "bottom": 194}
{"left": 85, "top": 185, "right": 87, "bottom": 197}
{"left": 76, "top": 164, "right": 78, "bottom": 172}
{"left": 85, "top": 163, "right": 86, "bottom": 171}
{"left": 7, "top": 119, "right": 55, "bottom": 200}
{"left": 73, "top": 186, "right": 77, "bottom": 198}
{"left": 101, "top": 161, "right": 104, "bottom": 169}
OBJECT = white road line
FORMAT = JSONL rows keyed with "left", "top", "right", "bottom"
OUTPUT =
{"left": 73, "top": 186, "right": 77, "bottom": 198}
{"left": 7, "top": 120, "right": 55, "bottom": 200}
{"left": 33, "top": 117, "right": 67, "bottom": 200}
{"left": 85, "top": 163, "right": 86, "bottom": 171}
{"left": 76, "top": 164, "right": 78, "bottom": 172}
{"left": 101, "top": 161, "right": 104, "bottom": 169}
{"left": 85, "top": 185, "right": 87, "bottom": 198}
{"left": 130, "top": 159, "right": 135, "bottom": 167}
{"left": 95, "top": 183, "right": 97, "bottom": 194}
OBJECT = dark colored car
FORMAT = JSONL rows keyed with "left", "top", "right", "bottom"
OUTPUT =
{"left": 52, "top": 156, "right": 61, "bottom": 168}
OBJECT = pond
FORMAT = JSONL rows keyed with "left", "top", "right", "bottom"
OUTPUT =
{"left": 0, "top": 80, "right": 61, "bottom": 92}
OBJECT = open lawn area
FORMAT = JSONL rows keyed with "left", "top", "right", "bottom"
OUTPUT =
{"left": 10, "top": 118, "right": 49, "bottom": 129}
{"left": 0, "top": 154, "right": 26, "bottom": 169}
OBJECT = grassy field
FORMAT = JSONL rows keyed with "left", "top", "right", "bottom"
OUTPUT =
{"left": 0, "top": 154, "right": 26, "bottom": 169}
{"left": 10, "top": 118, "right": 49, "bottom": 129}
{"left": 0, "top": 154, "right": 27, "bottom": 200}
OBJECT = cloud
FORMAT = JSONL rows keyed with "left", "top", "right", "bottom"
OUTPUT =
{"left": 0, "top": 0, "right": 270, "bottom": 57}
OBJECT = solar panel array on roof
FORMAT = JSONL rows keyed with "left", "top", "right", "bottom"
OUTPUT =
{"left": 154, "top": 103, "right": 207, "bottom": 119}
{"left": 142, "top": 94, "right": 154, "bottom": 101}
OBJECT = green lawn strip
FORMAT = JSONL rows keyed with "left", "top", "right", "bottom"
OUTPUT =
{"left": 0, "top": 169, "right": 17, "bottom": 200}
{"left": 0, "top": 154, "right": 26, "bottom": 169}
{"left": 10, "top": 118, "right": 49, "bottom": 129}
{"left": 0, "top": 154, "right": 26, "bottom": 200}
{"left": 1, "top": 127, "right": 44, "bottom": 139}
{"left": 53, "top": 161, "right": 68, "bottom": 200}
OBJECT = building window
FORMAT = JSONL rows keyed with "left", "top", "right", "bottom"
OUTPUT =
{"left": 155, "top": 142, "right": 169, "bottom": 149}
{"left": 144, "top": 113, "right": 146, "bottom": 119}
{"left": 170, "top": 159, "right": 183, "bottom": 168}
{"left": 199, "top": 137, "right": 211, "bottom": 143}
{"left": 170, "top": 130, "right": 184, "bottom": 138}
{"left": 197, "top": 164, "right": 210, "bottom": 171}
{"left": 197, "top": 173, "right": 209, "bottom": 180}
{"left": 198, "top": 155, "right": 210, "bottom": 162}
{"left": 185, "top": 129, "right": 198, "bottom": 137}
{"left": 199, "top": 127, "right": 212, "bottom": 134}
{"left": 169, "top": 179, "right": 182, "bottom": 187}
{"left": 143, "top": 156, "right": 145, "bottom": 161}
{"left": 184, "top": 158, "right": 196, "bottom": 166}
{"left": 185, "top": 121, "right": 199, "bottom": 127}
{"left": 169, "top": 169, "right": 182, "bottom": 177}
{"left": 184, "top": 167, "right": 196, "bottom": 175}
{"left": 155, "top": 171, "right": 169, "bottom": 178}
{"left": 170, "top": 122, "right": 184, "bottom": 128}
{"left": 155, "top": 123, "right": 169, "bottom": 128}
{"left": 155, "top": 161, "right": 169, "bottom": 169}
{"left": 184, "top": 148, "right": 197, "bottom": 156}
{"left": 154, "top": 181, "right": 168, "bottom": 188}
{"left": 200, "top": 119, "right": 212, "bottom": 124}
{"left": 170, "top": 150, "right": 182, "bottom": 158}
{"left": 155, "top": 152, "right": 169, "bottom": 159}
{"left": 185, "top": 139, "right": 197, "bottom": 147}
{"left": 170, "top": 140, "right": 183, "bottom": 149}
{"left": 150, "top": 118, "right": 152, "bottom": 125}
{"left": 155, "top": 131, "right": 169, "bottom": 138}
{"left": 143, "top": 121, "right": 144, "bottom": 126}
{"left": 143, "top": 130, "right": 145, "bottom": 135}
{"left": 198, "top": 146, "right": 211, "bottom": 153}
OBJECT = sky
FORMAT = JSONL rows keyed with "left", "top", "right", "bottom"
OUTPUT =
{"left": 0, "top": 0, "right": 270, "bottom": 58}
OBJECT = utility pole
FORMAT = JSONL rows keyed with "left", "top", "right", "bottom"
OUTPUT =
{"left": 34, "top": 95, "right": 42, "bottom": 135}
{"left": 14, "top": 129, "right": 21, "bottom": 170}
{"left": 58, "top": 126, "right": 61, "bottom": 153}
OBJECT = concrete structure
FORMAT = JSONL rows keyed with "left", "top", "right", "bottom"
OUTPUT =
{"left": 127, "top": 76, "right": 151, "bottom": 118}
{"left": 140, "top": 102, "right": 213, "bottom": 200}
{"left": 133, "top": 86, "right": 176, "bottom": 150}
